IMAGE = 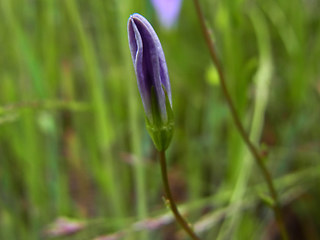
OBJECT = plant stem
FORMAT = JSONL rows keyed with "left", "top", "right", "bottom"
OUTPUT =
{"left": 159, "top": 151, "right": 201, "bottom": 240}
{"left": 192, "top": 0, "right": 288, "bottom": 239}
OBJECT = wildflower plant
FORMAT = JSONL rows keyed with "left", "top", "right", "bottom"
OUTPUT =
{"left": 127, "top": 7, "right": 288, "bottom": 239}
{"left": 127, "top": 13, "right": 200, "bottom": 240}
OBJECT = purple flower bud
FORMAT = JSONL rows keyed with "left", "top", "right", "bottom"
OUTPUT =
{"left": 127, "top": 13, "right": 172, "bottom": 123}
{"left": 151, "top": 0, "right": 183, "bottom": 29}
{"left": 127, "top": 13, "right": 174, "bottom": 151}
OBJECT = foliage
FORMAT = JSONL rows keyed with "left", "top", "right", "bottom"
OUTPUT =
{"left": 0, "top": 0, "right": 320, "bottom": 239}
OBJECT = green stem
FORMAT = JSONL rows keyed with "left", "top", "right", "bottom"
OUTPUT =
{"left": 159, "top": 151, "right": 201, "bottom": 240}
{"left": 192, "top": 0, "right": 288, "bottom": 239}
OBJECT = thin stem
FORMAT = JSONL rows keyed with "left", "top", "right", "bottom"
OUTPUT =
{"left": 192, "top": 0, "right": 288, "bottom": 239}
{"left": 159, "top": 151, "right": 201, "bottom": 240}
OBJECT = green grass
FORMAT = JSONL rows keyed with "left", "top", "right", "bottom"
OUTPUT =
{"left": 0, "top": 0, "right": 320, "bottom": 239}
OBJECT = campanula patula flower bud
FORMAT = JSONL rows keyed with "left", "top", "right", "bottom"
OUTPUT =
{"left": 127, "top": 13, "right": 174, "bottom": 151}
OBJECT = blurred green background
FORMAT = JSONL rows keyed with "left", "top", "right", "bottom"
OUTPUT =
{"left": 0, "top": 0, "right": 320, "bottom": 239}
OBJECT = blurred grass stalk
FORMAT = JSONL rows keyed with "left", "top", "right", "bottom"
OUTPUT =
{"left": 1, "top": 1, "right": 49, "bottom": 239}
{"left": 114, "top": 0, "right": 149, "bottom": 239}
{"left": 64, "top": 0, "right": 126, "bottom": 220}
{"left": 216, "top": 7, "right": 273, "bottom": 239}
{"left": 192, "top": 0, "right": 287, "bottom": 239}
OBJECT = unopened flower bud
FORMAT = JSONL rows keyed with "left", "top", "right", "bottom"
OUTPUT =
{"left": 127, "top": 13, "right": 174, "bottom": 151}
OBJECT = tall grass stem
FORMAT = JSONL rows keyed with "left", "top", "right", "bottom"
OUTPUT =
{"left": 192, "top": 0, "right": 288, "bottom": 239}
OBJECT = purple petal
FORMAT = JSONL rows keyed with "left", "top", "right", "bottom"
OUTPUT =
{"left": 127, "top": 13, "right": 172, "bottom": 122}
{"left": 128, "top": 18, "right": 152, "bottom": 119}
{"left": 151, "top": 0, "right": 183, "bottom": 29}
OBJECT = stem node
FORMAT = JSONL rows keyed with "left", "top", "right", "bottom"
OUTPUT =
{"left": 159, "top": 151, "right": 201, "bottom": 240}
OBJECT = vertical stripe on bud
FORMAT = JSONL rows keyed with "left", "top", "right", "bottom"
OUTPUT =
{"left": 127, "top": 13, "right": 174, "bottom": 151}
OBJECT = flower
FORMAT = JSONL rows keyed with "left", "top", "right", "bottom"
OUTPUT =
{"left": 127, "top": 13, "right": 174, "bottom": 151}
{"left": 151, "top": 0, "right": 183, "bottom": 29}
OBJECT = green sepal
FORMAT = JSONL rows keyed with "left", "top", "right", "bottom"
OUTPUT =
{"left": 145, "top": 86, "right": 174, "bottom": 151}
